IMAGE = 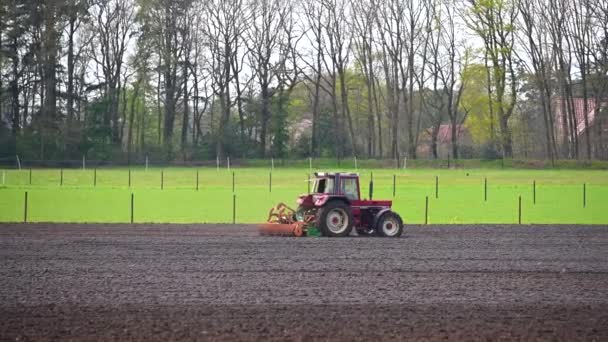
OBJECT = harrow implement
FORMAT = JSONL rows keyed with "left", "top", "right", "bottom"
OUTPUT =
{"left": 257, "top": 203, "right": 315, "bottom": 237}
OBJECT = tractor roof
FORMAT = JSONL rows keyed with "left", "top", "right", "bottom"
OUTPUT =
{"left": 314, "top": 172, "right": 359, "bottom": 178}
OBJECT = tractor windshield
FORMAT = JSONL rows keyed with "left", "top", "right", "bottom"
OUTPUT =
{"left": 313, "top": 178, "right": 334, "bottom": 194}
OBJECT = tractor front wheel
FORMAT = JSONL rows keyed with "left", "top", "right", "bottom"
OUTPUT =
{"left": 317, "top": 201, "right": 354, "bottom": 237}
{"left": 376, "top": 212, "right": 403, "bottom": 238}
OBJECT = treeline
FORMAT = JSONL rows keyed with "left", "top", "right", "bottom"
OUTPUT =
{"left": 0, "top": 0, "right": 607, "bottom": 163}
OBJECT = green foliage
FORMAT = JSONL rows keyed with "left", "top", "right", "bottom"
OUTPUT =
{"left": 460, "top": 63, "right": 494, "bottom": 145}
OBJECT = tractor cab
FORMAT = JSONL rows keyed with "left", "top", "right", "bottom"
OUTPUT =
{"left": 311, "top": 172, "right": 360, "bottom": 201}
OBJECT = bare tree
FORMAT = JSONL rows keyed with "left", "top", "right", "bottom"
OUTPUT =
{"left": 89, "top": 0, "right": 135, "bottom": 145}
{"left": 300, "top": 0, "right": 328, "bottom": 157}
{"left": 517, "top": 0, "right": 558, "bottom": 162}
{"left": 203, "top": 0, "right": 245, "bottom": 159}
{"left": 352, "top": 0, "right": 378, "bottom": 157}
{"left": 245, "top": 0, "right": 288, "bottom": 157}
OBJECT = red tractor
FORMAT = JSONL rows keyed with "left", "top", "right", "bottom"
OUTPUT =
{"left": 259, "top": 172, "right": 403, "bottom": 237}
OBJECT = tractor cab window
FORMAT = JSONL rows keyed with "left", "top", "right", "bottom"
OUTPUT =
{"left": 340, "top": 178, "right": 359, "bottom": 200}
{"left": 314, "top": 178, "right": 334, "bottom": 194}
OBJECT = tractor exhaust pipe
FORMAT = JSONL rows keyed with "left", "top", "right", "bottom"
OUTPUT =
{"left": 369, "top": 180, "right": 374, "bottom": 200}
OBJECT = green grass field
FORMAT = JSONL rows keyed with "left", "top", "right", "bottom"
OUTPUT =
{"left": 0, "top": 166, "right": 607, "bottom": 224}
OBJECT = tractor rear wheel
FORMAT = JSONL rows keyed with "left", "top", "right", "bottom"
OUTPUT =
{"left": 317, "top": 201, "right": 354, "bottom": 237}
{"left": 376, "top": 212, "right": 403, "bottom": 238}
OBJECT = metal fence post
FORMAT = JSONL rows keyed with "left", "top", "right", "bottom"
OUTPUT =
{"left": 232, "top": 194, "right": 236, "bottom": 224}
{"left": 583, "top": 183, "right": 586, "bottom": 208}
{"left": 307, "top": 174, "right": 310, "bottom": 194}
{"left": 131, "top": 193, "right": 134, "bottom": 224}
{"left": 425, "top": 196, "right": 429, "bottom": 225}
{"left": 24, "top": 191, "right": 28, "bottom": 223}
{"left": 435, "top": 176, "right": 439, "bottom": 199}
{"left": 518, "top": 196, "right": 522, "bottom": 224}
{"left": 484, "top": 178, "right": 487, "bottom": 202}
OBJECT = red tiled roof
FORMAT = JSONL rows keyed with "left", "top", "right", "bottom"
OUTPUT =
{"left": 553, "top": 98, "right": 605, "bottom": 136}
{"left": 437, "top": 124, "right": 466, "bottom": 144}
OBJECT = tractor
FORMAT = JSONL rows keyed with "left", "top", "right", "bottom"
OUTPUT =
{"left": 258, "top": 172, "right": 404, "bottom": 237}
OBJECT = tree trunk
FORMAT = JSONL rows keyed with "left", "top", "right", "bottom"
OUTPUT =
{"left": 181, "top": 62, "right": 189, "bottom": 153}
{"left": 128, "top": 81, "right": 141, "bottom": 162}
{"left": 499, "top": 115, "right": 513, "bottom": 157}
{"left": 260, "top": 86, "right": 270, "bottom": 157}
{"left": 157, "top": 66, "right": 162, "bottom": 146}
{"left": 66, "top": 14, "right": 76, "bottom": 133}
{"left": 310, "top": 74, "right": 321, "bottom": 157}
{"left": 339, "top": 71, "right": 357, "bottom": 156}
{"left": 373, "top": 77, "right": 383, "bottom": 157}
{"left": 11, "top": 35, "right": 19, "bottom": 136}
{"left": 450, "top": 120, "right": 458, "bottom": 159}
{"left": 42, "top": 0, "right": 58, "bottom": 158}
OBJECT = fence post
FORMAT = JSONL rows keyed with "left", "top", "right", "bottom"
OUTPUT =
{"left": 216, "top": 156, "right": 219, "bottom": 172}
{"left": 83, "top": 155, "right": 86, "bottom": 170}
{"left": 227, "top": 157, "right": 230, "bottom": 171}
{"left": 583, "top": 183, "right": 586, "bottom": 208}
{"left": 131, "top": 193, "right": 134, "bottom": 224}
{"left": 435, "top": 176, "right": 439, "bottom": 199}
{"left": 484, "top": 178, "right": 487, "bottom": 202}
{"left": 145, "top": 155, "right": 149, "bottom": 172}
{"left": 196, "top": 170, "right": 199, "bottom": 191}
{"left": 232, "top": 171, "right": 235, "bottom": 193}
{"left": 447, "top": 152, "right": 450, "bottom": 168}
{"left": 307, "top": 174, "right": 310, "bottom": 194}
{"left": 128, "top": 169, "right": 131, "bottom": 188}
{"left": 24, "top": 191, "right": 28, "bottom": 223}
{"left": 94, "top": 168, "right": 97, "bottom": 187}
{"left": 29, "top": 168, "right": 32, "bottom": 185}
{"left": 533, "top": 180, "right": 536, "bottom": 205}
{"left": 269, "top": 171, "right": 272, "bottom": 193}
{"left": 271, "top": 158, "right": 274, "bottom": 170}
{"left": 393, "top": 174, "right": 396, "bottom": 197}
{"left": 309, "top": 157, "right": 312, "bottom": 174}
{"left": 232, "top": 194, "right": 236, "bottom": 224}
{"left": 425, "top": 196, "right": 429, "bottom": 225}
{"left": 2, "top": 170, "right": 5, "bottom": 186}
{"left": 161, "top": 170, "right": 164, "bottom": 190}
{"left": 60, "top": 169, "right": 63, "bottom": 186}
{"left": 518, "top": 195, "right": 522, "bottom": 224}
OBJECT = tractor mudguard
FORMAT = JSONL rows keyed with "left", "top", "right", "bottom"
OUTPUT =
{"left": 372, "top": 208, "right": 393, "bottom": 230}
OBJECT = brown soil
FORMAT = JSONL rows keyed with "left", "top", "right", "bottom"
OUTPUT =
{"left": 1, "top": 223, "right": 607, "bottom": 341}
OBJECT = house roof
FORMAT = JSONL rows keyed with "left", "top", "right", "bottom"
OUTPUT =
{"left": 437, "top": 124, "right": 466, "bottom": 144}
{"left": 553, "top": 97, "right": 607, "bottom": 136}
